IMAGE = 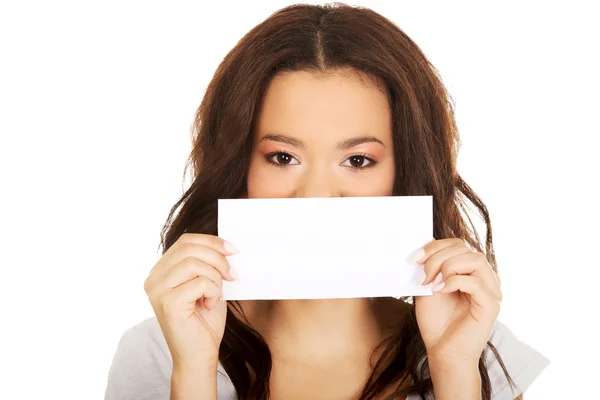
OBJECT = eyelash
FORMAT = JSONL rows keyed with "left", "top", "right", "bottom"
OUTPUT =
{"left": 264, "top": 150, "right": 378, "bottom": 170}
{"left": 264, "top": 151, "right": 291, "bottom": 169}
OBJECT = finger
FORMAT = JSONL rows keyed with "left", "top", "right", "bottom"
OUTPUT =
{"left": 151, "top": 233, "right": 238, "bottom": 273}
{"left": 410, "top": 237, "right": 465, "bottom": 265}
{"left": 156, "top": 242, "right": 235, "bottom": 281}
{"left": 202, "top": 296, "right": 219, "bottom": 311}
{"left": 204, "top": 296, "right": 226, "bottom": 312}
{"left": 162, "top": 257, "right": 223, "bottom": 291}
{"left": 495, "top": 271, "right": 502, "bottom": 287}
{"left": 434, "top": 275, "right": 500, "bottom": 320}
{"left": 421, "top": 243, "right": 472, "bottom": 285}
{"left": 438, "top": 252, "right": 502, "bottom": 301}
{"left": 166, "top": 276, "right": 222, "bottom": 308}
{"left": 178, "top": 232, "right": 238, "bottom": 253}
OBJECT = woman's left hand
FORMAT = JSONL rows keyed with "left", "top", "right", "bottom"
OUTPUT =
{"left": 414, "top": 238, "right": 502, "bottom": 368}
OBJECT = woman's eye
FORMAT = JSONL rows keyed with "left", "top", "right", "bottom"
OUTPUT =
{"left": 267, "top": 152, "right": 299, "bottom": 166}
{"left": 342, "top": 155, "right": 373, "bottom": 168}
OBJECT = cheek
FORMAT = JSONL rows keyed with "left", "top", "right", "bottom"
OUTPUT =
{"left": 247, "top": 156, "right": 295, "bottom": 198}
{"left": 341, "top": 161, "right": 395, "bottom": 197}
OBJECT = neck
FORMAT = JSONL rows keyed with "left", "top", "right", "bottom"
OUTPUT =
{"left": 249, "top": 298, "right": 384, "bottom": 365}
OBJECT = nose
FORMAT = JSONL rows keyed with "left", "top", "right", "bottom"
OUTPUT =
{"left": 295, "top": 164, "right": 340, "bottom": 198}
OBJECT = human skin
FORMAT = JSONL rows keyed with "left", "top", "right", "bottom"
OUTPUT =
{"left": 151, "top": 67, "right": 507, "bottom": 399}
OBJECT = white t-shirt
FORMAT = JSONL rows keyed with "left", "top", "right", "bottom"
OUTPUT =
{"left": 104, "top": 317, "right": 549, "bottom": 399}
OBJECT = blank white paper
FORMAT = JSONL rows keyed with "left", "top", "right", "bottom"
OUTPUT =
{"left": 217, "top": 196, "right": 434, "bottom": 300}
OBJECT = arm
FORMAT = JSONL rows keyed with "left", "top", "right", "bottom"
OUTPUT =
{"left": 429, "top": 360, "right": 526, "bottom": 400}
{"left": 429, "top": 361, "right": 481, "bottom": 400}
{"left": 171, "top": 364, "right": 218, "bottom": 400}
{"left": 105, "top": 318, "right": 221, "bottom": 400}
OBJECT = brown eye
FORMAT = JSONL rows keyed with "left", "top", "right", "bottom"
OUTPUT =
{"left": 266, "top": 152, "right": 299, "bottom": 166}
{"left": 342, "top": 155, "right": 374, "bottom": 168}
{"left": 276, "top": 153, "right": 292, "bottom": 164}
{"left": 349, "top": 155, "right": 366, "bottom": 167}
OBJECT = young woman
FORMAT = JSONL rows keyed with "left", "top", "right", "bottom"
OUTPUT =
{"left": 105, "top": 3, "right": 548, "bottom": 399}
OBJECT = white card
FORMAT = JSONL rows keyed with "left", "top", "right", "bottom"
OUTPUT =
{"left": 217, "top": 196, "right": 434, "bottom": 300}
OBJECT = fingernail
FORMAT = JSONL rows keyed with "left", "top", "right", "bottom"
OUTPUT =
{"left": 223, "top": 241, "right": 239, "bottom": 254}
{"left": 432, "top": 272, "right": 443, "bottom": 287}
{"left": 432, "top": 281, "right": 446, "bottom": 292}
{"left": 409, "top": 248, "right": 425, "bottom": 264}
{"left": 418, "top": 269, "right": 427, "bottom": 285}
{"left": 229, "top": 267, "right": 239, "bottom": 280}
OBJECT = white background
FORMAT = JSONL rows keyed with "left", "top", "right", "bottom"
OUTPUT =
{"left": 1, "top": 1, "right": 598, "bottom": 398}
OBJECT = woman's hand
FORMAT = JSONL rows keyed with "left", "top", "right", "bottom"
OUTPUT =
{"left": 414, "top": 238, "right": 502, "bottom": 369}
{"left": 144, "top": 233, "right": 237, "bottom": 370}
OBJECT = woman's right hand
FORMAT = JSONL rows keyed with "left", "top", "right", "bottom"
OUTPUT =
{"left": 144, "top": 233, "right": 237, "bottom": 370}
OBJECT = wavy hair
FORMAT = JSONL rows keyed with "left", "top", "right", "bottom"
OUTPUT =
{"left": 160, "top": 3, "right": 515, "bottom": 399}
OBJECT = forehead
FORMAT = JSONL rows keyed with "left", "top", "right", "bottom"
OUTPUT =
{"left": 254, "top": 69, "right": 392, "bottom": 141}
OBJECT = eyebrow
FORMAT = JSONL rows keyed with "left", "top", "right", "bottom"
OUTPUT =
{"left": 260, "top": 133, "right": 385, "bottom": 149}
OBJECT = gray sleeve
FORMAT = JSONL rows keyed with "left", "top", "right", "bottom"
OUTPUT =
{"left": 104, "top": 319, "right": 172, "bottom": 400}
{"left": 104, "top": 317, "right": 237, "bottom": 400}
{"left": 486, "top": 320, "right": 550, "bottom": 399}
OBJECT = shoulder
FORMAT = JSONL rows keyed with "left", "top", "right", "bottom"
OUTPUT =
{"left": 104, "top": 317, "right": 235, "bottom": 400}
{"left": 485, "top": 320, "right": 550, "bottom": 399}
{"left": 104, "top": 317, "right": 172, "bottom": 400}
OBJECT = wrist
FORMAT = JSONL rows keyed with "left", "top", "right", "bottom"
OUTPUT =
{"left": 171, "top": 360, "right": 219, "bottom": 400}
{"left": 173, "top": 355, "right": 219, "bottom": 373}
{"left": 428, "top": 355, "right": 479, "bottom": 373}
{"left": 428, "top": 358, "right": 481, "bottom": 400}
{"left": 427, "top": 350, "right": 480, "bottom": 370}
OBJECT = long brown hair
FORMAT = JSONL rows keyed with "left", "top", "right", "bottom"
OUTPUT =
{"left": 160, "top": 3, "right": 515, "bottom": 399}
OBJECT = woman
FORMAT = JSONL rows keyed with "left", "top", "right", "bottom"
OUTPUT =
{"left": 105, "top": 3, "right": 548, "bottom": 399}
